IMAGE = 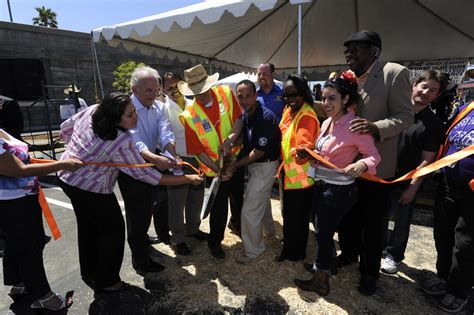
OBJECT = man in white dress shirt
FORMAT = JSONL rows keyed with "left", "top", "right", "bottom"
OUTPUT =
{"left": 117, "top": 66, "right": 178, "bottom": 275}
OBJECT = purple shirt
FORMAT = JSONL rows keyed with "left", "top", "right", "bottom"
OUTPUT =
{"left": 444, "top": 105, "right": 473, "bottom": 186}
{"left": 315, "top": 111, "right": 381, "bottom": 175}
{"left": 58, "top": 105, "right": 162, "bottom": 194}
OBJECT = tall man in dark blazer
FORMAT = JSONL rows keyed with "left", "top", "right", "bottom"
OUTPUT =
{"left": 337, "top": 30, "right": 414, "bottom": 295}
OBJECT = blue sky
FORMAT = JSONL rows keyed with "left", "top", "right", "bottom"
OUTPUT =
{"left": 0, "top": 0, "right": 203, "bottom": 33}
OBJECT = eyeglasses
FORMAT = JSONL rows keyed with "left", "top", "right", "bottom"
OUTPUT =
{"left": 283, "top": 93, "right": 300, "bottom": 99}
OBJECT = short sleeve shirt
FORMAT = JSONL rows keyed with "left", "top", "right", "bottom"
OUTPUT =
{"left": 397, "top": 106, "right": 445, "bottom": 175}
{"left": 257, "top": 83, "right": 285, "bottom": 122}
{"left": 242, "top": 103, "right": 281, "bottom": 161}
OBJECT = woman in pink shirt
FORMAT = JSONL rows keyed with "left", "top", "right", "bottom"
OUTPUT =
{"left": 58, "top": 93, "right": 203, "bottom": 294}
{"left": 294, "top": 72, "right": 380, "bottom": 296}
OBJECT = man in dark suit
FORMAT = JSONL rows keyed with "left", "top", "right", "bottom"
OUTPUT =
{"left": 337, "top": 30, "right": 414, "bottom": 295}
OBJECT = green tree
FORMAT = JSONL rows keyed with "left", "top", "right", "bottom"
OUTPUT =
{"left": 112, "top": 61, "right": 145, "bottom": 93}
{"left": 32, "top": 6, "right": 58, "bottom": 28}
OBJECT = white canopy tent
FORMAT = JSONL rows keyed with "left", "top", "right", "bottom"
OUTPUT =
{"left": 216, "top": 71, "right": 283, "bottom": 90}
{"left": 92, "top": 0, "right": 473, "bottom": 96}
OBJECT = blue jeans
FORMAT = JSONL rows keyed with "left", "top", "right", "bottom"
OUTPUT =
{"left": 384, "top": 184, "right": 415, "bottom": 262}
{"left": 313, "top": 182, "right": 357, "bottom": 272}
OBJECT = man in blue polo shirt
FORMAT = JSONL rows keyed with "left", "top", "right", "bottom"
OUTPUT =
{"left": 222, "top": 80, "right": 281, "bottom": 261}
{"left": 256, "top": 63, "right": 285, "bottom": 122}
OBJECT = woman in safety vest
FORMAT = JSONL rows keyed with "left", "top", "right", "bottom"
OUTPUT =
{"left": 0, "top": 129, "right": 82, "bottom": 310}
{"left": 293, "top": 71, "right": 381, "bottom": 296}
{"left": 276, "top": 74, "right": 320, "bottom": 262}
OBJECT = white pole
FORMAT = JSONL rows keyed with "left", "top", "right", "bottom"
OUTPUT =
{"left": 91, "top": 36, "right": 105, "bottom": 98}
{"left": 297, "top": 4, "right": 302, "bottom": 75}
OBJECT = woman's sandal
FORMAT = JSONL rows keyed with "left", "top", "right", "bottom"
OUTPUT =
{"left": 30, "top": 291, "right": 74, "bottom": 311}
{"left": 8, "top": 284, "right": 28, "bottom": 302}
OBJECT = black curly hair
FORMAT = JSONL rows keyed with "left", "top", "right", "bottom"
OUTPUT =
{"left": 284, "top": 74, "right": 314, "bottom": 105}
{"left": 323, "top": 76, "right": 360, "bottom": 112}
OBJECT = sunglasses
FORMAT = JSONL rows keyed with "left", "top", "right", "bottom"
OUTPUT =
{"left": 283, "top": 93, "right": 300, "bottom": 99}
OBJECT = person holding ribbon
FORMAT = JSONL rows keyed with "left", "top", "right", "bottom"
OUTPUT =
{"left": 276, "top": 74, "right": 320, "bottom": 262}
{"left": 58, "top": 92, "right": 203, "bottom": 294}
{"left": 0, "top": 129, "right": 82, "bottom": 310}
{"left": 422, "top": 100, "right": 473, "bottom": 313}
{"left": 293, "top": 72, "right": 380, "bottom": 296}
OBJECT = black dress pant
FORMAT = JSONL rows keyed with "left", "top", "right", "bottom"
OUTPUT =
{"left": 117, "top": 172, "right": 157, "bottom": 267}
{"left": 338, "top": 179, "right": 391, "bottom": 279}
{"left": 151, "top": 184, "right": 170, "bottom": 240}
{"left": 60, "top": 181, "right": 124, "bottom": 289}
{"left": 206, "top": 176, "right": 231, "bottom": 246}
{"left": 281, "top": 186, "right": 314, "bottom": 260}
{"left": 0, "top": 195, "right": 50, "bottom": 299}
{"left": 229, "top": 165, "right": 244, "bottom": 231}
{"left": 434, "top": 175, "right": 474, "bottom": 298}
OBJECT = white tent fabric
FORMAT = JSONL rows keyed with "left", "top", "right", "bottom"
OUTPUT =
{"left": 216, "top": 71, "right": 283, "bottom": 90}
{"left": 93, "top": 0, "right": 473, "bottom": 71}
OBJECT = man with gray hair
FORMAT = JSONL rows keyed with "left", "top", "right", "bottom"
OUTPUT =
{"left": 118, "top": 66, "right": 179, "bottom": 276}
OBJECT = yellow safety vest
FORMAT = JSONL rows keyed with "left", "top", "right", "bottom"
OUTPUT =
{"left": 280, "top": 103, "right": 318, "bottom": 190}
{"left": 179, "top": 85, "right": 240, "bottom": 177}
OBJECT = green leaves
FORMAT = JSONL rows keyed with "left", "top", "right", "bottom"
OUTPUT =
{"left": 32, "top": 6, "right": 58, "bottom": 28}
{"left": 112, "top": 61, "right": 145, "bottom": 93}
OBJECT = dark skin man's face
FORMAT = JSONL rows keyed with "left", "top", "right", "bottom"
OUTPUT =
{"left": 344, "top": 42, "right": 376, "bottom": 76}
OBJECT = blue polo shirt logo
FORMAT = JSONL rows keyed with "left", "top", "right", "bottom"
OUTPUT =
{"left": 275, "top": 96, "right": 283, "bottom": 102}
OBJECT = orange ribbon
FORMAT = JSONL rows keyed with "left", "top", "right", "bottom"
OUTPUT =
{"left": 30, "top": 158, "right": 202, "bottom": 175}
{"left": 31, "top": 158, "right": 202, "bottom": 240}
{"left": 304, "top": 145, "right": 474, "bottom": 185}
{"left": 38, "top": 186, "right": 62, "bottom": 240}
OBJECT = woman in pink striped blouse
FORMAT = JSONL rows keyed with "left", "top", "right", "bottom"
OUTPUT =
{"left": 58, "top": 93, "right": 202, "bottom": 293}
{"left": 294, "top": 72, "right": 381, "bottom": 296}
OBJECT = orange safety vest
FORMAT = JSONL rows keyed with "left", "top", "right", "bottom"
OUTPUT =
{"left": 436, "top": 101, "right": 474, "bottom": 190}
{"left": 279, "top": 103, "right": 319, "bottom": 190}
{"left": 179, "top": 85, "right": 240, "bottom": 177}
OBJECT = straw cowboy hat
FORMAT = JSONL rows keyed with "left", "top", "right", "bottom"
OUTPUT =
{"left": 178, "top": 64, "right": 219, "bottom": 96}
{"left": 64, "top": 84, "right": 81, "bottom": 94}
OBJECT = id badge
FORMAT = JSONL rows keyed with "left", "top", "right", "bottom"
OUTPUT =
{"left": 202, "top": 119, "right": 212, "bottom": 132}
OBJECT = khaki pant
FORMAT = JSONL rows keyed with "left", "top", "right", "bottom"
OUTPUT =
{"left": 241, "top": 160, "right": 278, "bottom": 258}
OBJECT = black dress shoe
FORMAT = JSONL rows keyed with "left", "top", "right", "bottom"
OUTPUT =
{"left": 304, "top": 262, "right": 337, "bottom": 275}
{"left": 172, "top": 242, "right": 191, "bottom": 255}
{"left": 358, "top": 274, "right": 377, "bottom": 296}
{"left": 134, "top": 260, "right": 165, "bottom": 276}
{"left": 188, "top": 230, "right": 208, "bottom": 241}
{"left": 147, "top": 235, "right": 161, "bottom": 245}
{"left": 208, "top": 243, "right": 225, "bottom": 259}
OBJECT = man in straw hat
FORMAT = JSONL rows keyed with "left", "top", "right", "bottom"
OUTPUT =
{"left": 59, "top": 84, "right": 88, "bottom": 120}
{"left": 178, "top": 64, "right": 243, "bottom": 259}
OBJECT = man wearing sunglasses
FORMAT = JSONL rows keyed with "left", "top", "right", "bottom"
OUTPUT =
{"left": 337, "top": 30, "right": 414, "bottom": 296}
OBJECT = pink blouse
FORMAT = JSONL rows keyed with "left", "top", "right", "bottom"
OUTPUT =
{"left": 315, "top": 111, "right": 380, "bottom": 175}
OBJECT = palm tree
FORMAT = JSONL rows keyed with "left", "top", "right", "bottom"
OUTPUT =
{"left": 32, "top": 6, "right": 58, "bottom": 28}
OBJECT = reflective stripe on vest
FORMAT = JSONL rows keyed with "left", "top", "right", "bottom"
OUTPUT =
{"left": 179, "top": 85, "right": 239, "bottom": 176}
{"left": 280, "top": 103, "right": 318, "bottom": 189}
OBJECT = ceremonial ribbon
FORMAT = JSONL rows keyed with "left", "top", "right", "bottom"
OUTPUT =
{"left": 303, "top": 145, "right": 474, "bottom": 185}
{"left": 32, "top": 158, "right": 202, "bottom": 240}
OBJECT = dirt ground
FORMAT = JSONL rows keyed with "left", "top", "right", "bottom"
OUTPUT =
{"left": 90, "top": 199, "right": 472, "bottom": 314}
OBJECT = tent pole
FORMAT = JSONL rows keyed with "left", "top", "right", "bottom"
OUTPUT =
{"left": 297, "top": 4, "right": 302, "bottom": 75}
{"left": 91, "top": 34, "right": 105, "bottom": 99}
